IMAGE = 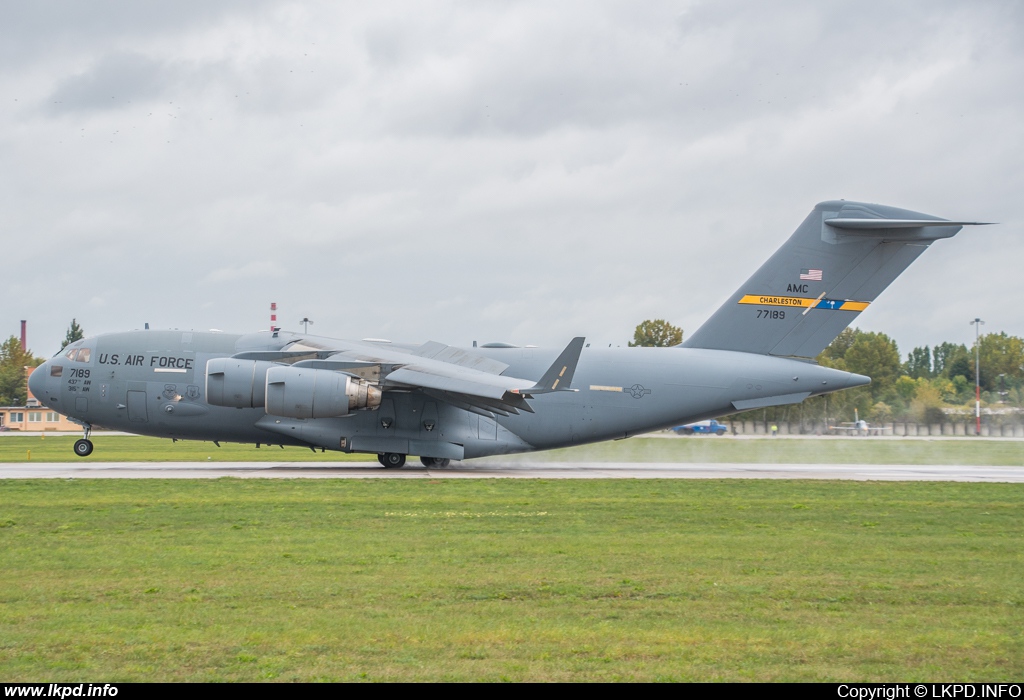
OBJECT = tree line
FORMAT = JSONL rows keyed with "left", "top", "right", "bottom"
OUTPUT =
{"left": 807, "top": 328, "right": 1024, "bottom": 424}
{"left": 0, "top": 320, "right": 82, "bottom": 406}
{"left": 629, "top": 319, "right": 1024, "bottom": 424}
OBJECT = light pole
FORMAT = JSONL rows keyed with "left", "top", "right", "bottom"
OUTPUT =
{"left": 970, "top": 318, "right": 985, "bottom": 435}
{"left": 300, "top": 317, "right": 314, "bottom": 334}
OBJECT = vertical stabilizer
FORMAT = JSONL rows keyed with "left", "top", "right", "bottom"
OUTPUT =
{"left": 682, "top": 201, "right": 988, "bottom": 358}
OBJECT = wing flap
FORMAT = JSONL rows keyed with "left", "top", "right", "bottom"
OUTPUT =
{"left": 383, "top": 366, "right": 521, "bottom": 401}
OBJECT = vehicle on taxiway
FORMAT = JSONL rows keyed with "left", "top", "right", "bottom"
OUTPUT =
{"left": 672, "top": 420, "right": 729, "bottom": 436}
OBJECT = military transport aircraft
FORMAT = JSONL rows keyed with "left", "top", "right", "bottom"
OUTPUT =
{"left": 29, "top": 200, "right": 987, "bottom": 467}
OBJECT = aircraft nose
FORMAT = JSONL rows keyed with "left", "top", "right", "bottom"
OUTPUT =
{"left": 28, "top": 363, "right": 47, "bottom": 402}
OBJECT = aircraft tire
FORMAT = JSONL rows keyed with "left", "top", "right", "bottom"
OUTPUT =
{"left": 436, "top": 458, "right": 451, "bottom": 468}
{"left": 420, "top": 457, "right": 435, "bottom": 467}
{"left": 382, "top": 452, "right": 406, "bottom": 468}
{"left": 74, "top": 439, "right": 94, "bottom": 457}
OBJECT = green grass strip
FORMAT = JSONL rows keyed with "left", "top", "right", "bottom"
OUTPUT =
{"left": 0, "top": 479, "right": 1021, "bottom": 681}
{"left": 0, "top": 435, "right": 367, "bottom": 463}
{"left": 505, "top": 436, "right": 1024, "bottom": 466}
{"left": 2, "top": 434, "right": 1022, "bottom": 465}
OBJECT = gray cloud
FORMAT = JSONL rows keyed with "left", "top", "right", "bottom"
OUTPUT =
{"left": 46, "top": 52, "right": 173, "bottom": 113}
{"left": 0, "top": 2, "right": 277, "bottom": 64}
{"left": 2, "top": 0, "right": 1022, "bottom": 358}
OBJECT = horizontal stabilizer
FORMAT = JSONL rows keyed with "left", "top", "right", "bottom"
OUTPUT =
{"left": 827, "top": 218, "right": 992, "bottom": 230}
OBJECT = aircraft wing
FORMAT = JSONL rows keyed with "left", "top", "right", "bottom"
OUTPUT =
{"left": 383, "top": 366, "right": 522, "bottom": 400}
{"left": 381, "top": 365, "right": 534, "bottom": 416}
{"left": 380, "top": 337, "right": 586, "bottom": 416}
{"left": 271, "top": 336, "right": 586, "bottom": 417}
{"left": 408, "top": 341, "right": 510, "bottom": 375}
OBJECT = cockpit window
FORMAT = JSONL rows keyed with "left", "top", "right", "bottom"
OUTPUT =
{"left": 64, "top": 347, "right": 91, "bottom": 362}
{"left": 50, "top": 365, "right": 63, "bottom": 377}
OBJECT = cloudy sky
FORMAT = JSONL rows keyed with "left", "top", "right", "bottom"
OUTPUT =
{"left": 3, "top": 0, "right": 1022, "bottom": 357}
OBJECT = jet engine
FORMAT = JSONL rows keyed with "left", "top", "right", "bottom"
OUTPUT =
{"left": 264, "top": 366, "right": 382, "bottom": 418}
{"left": 206, "top": 359, "right": 382, "bottom": 417}
{"left": 206, "top": 358, "right": 274, "bottom": 408}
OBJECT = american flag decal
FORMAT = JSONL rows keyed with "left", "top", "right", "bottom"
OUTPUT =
{"left": 800, "top": 268, "right": 823, "bottom": 281}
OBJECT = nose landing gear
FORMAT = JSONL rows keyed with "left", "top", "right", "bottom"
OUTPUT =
{"left": 73, "top": 424, "right": 94, "bottom": 457}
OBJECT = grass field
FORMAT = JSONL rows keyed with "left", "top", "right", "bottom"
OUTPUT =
{"left": 0, "top": 435, "right": 367, "bottom": 463}
{"left": 500, "top": 436, "right": 1024, "bottom": 466}
{"left": 1, "top": 479, "right": 1021, "bottom": 681}
{"left": 2, "top": 433, "right": 1023, "bottom": 465}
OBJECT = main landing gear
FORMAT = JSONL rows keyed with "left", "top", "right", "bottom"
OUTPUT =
{"left": 376, "top": 453, "right": 452, "bottom": 468}
{"left": 74, "top": 424, "right": 94, "bottom": 457}
{"left": 378, "top": 452, "right": 406, "bottom": 468}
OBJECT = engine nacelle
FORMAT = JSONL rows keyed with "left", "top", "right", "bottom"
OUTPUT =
{"left": 206, "top": 358, "right": 274, "bottom": 408}
{"left": 265, "top": 365, "right": 382, "bottom": 419}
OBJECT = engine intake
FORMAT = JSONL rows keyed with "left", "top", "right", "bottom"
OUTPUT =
{"left": 265, "top": 365, "right": 382, "bottom": 419}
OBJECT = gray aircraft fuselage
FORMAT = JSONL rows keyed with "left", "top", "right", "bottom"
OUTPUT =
{"left": 30, "top": 329, "right": 863, "bottom": 460}
{"left": 29, "top": 200, "right": 984, "bottom": 462}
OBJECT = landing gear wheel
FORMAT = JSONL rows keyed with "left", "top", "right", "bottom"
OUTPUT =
{"left": 382, "top": 452, "right": 406, "bottom": 468}
{"left": 377, "top": 454, "right": 386, "bottom": 466}
{"left": 420, "top": 456, "right": 436, "bottom": 467}
{"left": 73, "top": 439, "right": 94, "bottom": 457}
{"left": 436, "top": 458, "right": 450, "bottom": 468}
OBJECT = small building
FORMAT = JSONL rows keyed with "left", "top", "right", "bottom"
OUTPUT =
{"left": 0, "top": 406, "right": 79, "bottom": 431}
{"left": 0, "top": 365, "right": 80, "bottom": 432}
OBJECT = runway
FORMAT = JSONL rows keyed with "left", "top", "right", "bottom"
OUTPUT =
{"left": 2, "top": 461, "right": 1024, "bottom": 482}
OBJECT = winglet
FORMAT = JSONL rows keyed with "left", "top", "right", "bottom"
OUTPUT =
{"left": 513, "top": 337, "right": 586, "bottom": 395}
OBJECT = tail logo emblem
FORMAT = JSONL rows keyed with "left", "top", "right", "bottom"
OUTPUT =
{"left": 738, "top": 295, "right": 869, "bottom": 312}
